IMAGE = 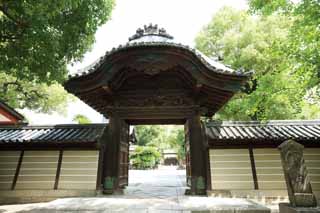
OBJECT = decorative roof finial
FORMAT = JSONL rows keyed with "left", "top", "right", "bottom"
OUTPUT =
{"left": 129, "top": 23, "right": 174, "bottom": 41}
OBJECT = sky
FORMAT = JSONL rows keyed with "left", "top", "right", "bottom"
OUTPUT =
{"left": 21, "top": 0, "right": 248, "bottom": 125}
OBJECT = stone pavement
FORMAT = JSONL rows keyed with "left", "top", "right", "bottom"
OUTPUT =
{"left": 0, "top": 166, "right": 270, "bottom": 213}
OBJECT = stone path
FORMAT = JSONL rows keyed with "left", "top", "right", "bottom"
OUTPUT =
{"left": 0, "top": 166, "right": 270, "bottom": 213}
{"left": 125, "top": 166, "right": 187, "bottom": 199}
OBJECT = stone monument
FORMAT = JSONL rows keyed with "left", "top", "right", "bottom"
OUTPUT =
{"left": 278, "top": 140, "right": 319, "bottom": 212}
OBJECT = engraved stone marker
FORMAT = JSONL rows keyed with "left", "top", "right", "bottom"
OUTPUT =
{"left": 278, "top": 140, "right": 317, "bottom": 207}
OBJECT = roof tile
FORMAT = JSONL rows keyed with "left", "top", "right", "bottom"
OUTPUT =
{"left": 0, "top": 124, "right": 106, "bottom": 144}
{"left": 206, "top": 120, "right": 320, "bottom": 142}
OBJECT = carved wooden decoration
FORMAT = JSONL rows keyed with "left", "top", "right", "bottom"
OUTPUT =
{"left": 278, "top": 140, "right": 317, "bottom": 207}
{"left": 115, "top": 95, "right": 194, "bottom": 107}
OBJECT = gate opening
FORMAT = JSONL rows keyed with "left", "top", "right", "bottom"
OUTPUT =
{"left": 127, "top": 125, "right": 188, "bottom": 195}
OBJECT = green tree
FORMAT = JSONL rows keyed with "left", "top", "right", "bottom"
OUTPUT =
{"left": 248, "top": 0, "right": 320, "bottom": 90}
{"left": 176, "top": 128, "right": 185, "bottom": 161}
{"left": 195, "top": 7, "right": 320, "bottom": 120}
{"left": 72, "top": 114, "right": 91, "bottom": 124}
{"left": 135, "top": 125, "right": 162, "bottom": 146}
{"left": 130, "top": 146, "right": 161, "bottom": 169}
{"left": 135, "top": 125, "right": 186, "bottom": 162}
{"left": 0, "top": 73, "right": 71, "bottom": 113}
{"left": 0, "top": 0, "right": 114, "bottom": 112}
{"left": 167, "top": 127, "right": 185, "bottom": 161}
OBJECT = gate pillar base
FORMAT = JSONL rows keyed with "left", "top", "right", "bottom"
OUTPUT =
{"left": 185, "top": 189, "right": 206, "bottom": 196}
{"left": 102, "top": 176, "right": 119, "bottom": 195}
{"left": 103, "top": 189, "right": 123, "bottom": 195}
{"left": 185, "top": 176, "right": 207, "bottom": 195}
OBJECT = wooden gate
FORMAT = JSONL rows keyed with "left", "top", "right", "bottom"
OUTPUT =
{"left": 185, "top": 123, "right": 191, "bottom": 186}
{"left": 118, "top": 120, "right": 129, "bottom": 187}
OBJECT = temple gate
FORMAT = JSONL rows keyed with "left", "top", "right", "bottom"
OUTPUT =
{"left": 64, "top": 24, "right": 250, "bottom": 195}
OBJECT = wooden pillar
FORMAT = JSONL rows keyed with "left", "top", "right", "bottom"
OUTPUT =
{"left": 54, "top": 150, "right": 63, "bottom": 190}
{"left": 103, "top": 113, "right": 122, "bottom": 194}
{"left": 249, "top": 146, "right": 259, "bottom": 190}
{"left": 188, "top": 113, "right": 207, "bottom": 195}
{"left": 204, "top": 137, "right": 212, "bottom": 191}
{"left": 96, "top": 145, "right": 105, "bottom": 191}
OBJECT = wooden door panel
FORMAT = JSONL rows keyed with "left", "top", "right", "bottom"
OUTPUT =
{"left": 185, "top": 123, "right": 191, "bottom": 186}
{"left": 118, "top": 120, "right": 129, "bottom": 187}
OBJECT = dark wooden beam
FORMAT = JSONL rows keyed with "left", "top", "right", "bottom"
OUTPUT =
{"left": 96, "top": 146, "right": 105, "bottom": 190}
{"left": 174, "top": 67, "right": 195, "bottom": 88}
{"left": 103, "top": 114, "right": 122, "bottom": 194}
{"left": 98, "top": 126, "right": 110, "bottom": 191}
{"left": 202, "top": 85, "right": 231, "bottom": 97}
{"left": 109, "top": 107, "right": 197, "bottom": 120}
{"left": 102, "top": 86, "right": 113, "bottom": 95}
{"left": 127, "top": 118, "right": 186, "bottom": 125}
{"left": 188, "top": 113, "right": 207, "bottom": 195}
{"left": 249, "top": 146, "right": 259, "bottom": 190}
{"left": 11, "top": 150, "right": 24, "bottom": 190}
{"left": 194, "top": 83, "right": 202, "bottom": 93}
{"left": 199, "top": 121, "right": 212, "bottom": 191}
{"left": 204, "top": 141, "right": 212, "bottom": 191}
{"left": 54, "top": 150, "right": 63, "bottom": 190}
{"left": 117, "top": 88, "right": 188, "bottom": 96}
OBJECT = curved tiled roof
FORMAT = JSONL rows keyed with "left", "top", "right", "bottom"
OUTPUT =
{"left": 0, "top": 124, "right": 107, "bottom": 144}
{"left": 68, "top": 24, "right": 251, "bottom": 80}
{"left": 205, "top": 120, "right": 320, "bottom": 142}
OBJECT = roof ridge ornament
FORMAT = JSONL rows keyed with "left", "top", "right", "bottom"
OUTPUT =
{"left": 128, "top": 23, "right": 174, "bottom": 41}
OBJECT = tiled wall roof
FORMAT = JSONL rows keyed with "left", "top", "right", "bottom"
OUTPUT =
{"left": 0, "top": 124, "right": 106, "bottom": 144}
{"left": 205, "top": 120, "right": 320, "bottom": 141}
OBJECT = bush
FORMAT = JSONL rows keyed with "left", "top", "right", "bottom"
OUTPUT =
{"left": 130, "top": 146, "right": 161, "bottom": 169}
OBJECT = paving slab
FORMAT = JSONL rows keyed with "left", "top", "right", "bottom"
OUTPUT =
{"left": 0, "top": 197, "right": 270, "bottom": 213}
{"left": 0, "top": 166, "right": 270, "bottom": 213}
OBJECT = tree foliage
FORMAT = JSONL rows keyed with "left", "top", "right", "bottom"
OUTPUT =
{"left": 166, "top": 127, "right": 185, "bottom": 161}
{"left": 0, "top": 73, "right": 70, "bottom": 113}
{"left": 135, "top": 125, "right": 185, "bottom": 161}
{"left": 195, "top": 6, "right": 320, "bottom": 120}
{"left": 0, "top": 0, "right": 114, "bottom": 83}
{"left": 135, "top": 125, "right": 162, "bottom": 146}
{"left": 72, "top": 114, "right": 91, "bottom": 124}
{"left": 130, "top": 146, "right": 161, "bottom": 170}
{"left": 0, "top": 0, "right": 114, "bottom": 112}
{"left": 248, "top": 0, "right": 320, "bottom": 90}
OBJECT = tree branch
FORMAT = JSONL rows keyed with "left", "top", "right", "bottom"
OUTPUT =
{"left": 242, "top": 78, "right": 258, "bottom": 94}
{"left": 0, "top": 3, "right": 27, "bottom": 27}
{"left": 2, "top": 81, "right": 20, "bottom": 94}
{"left": 0, "top": 34, "right": 19, "bottom": 41}
{"left": 270, "top": 87, "right": 297, "bottom": 96}
{"left": 1, "top": 80, "right": 45, "bottom": 105}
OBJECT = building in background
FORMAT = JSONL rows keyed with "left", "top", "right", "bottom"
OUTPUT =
{"left": 162, "top": 149, "right": 178, "bottom": 166}
{"left": 0, "top": 101, "right": 26, "bottom": 126}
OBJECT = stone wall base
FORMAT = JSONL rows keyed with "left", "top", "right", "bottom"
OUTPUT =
{"left": 208, "top": 190, "right": 320, "bottom": 205}
{"left": 208, "top": 190, "right": 288, "bottom": 199}
{"left": 279, "top": 203, "right": 320, "bottom": 213}
{"left": 0, "top": 190, "right": 98, "bottom": 205}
